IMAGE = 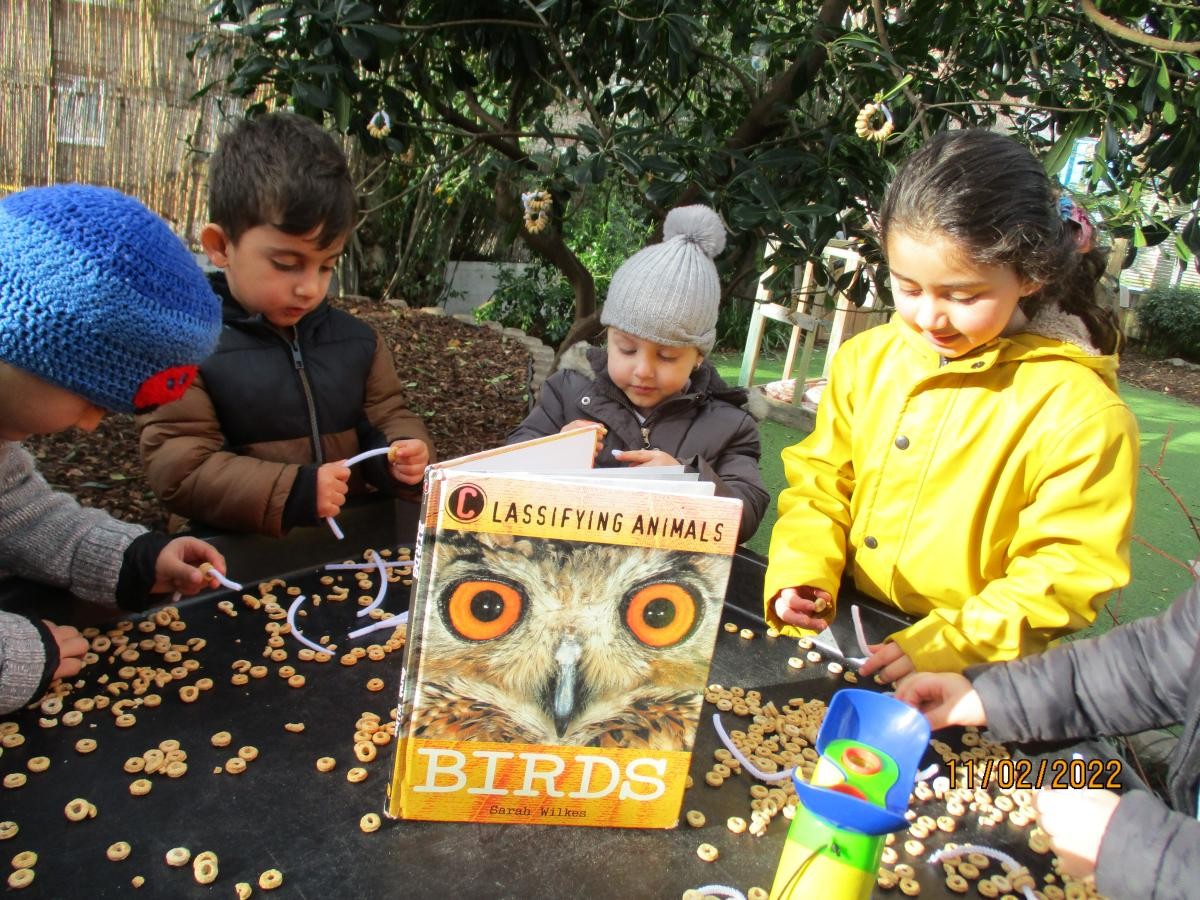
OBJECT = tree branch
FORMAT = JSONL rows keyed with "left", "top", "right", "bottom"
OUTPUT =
{"left": 1080, "top": 0, "right": 1200, "bottom": 53}
{"left": 674, "top": 0, "right": 851, "bottom": 208}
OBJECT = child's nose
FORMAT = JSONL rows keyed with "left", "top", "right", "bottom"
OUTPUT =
{"left": 914, "top": 298, "right": 945, "bottom": 330}
{"left": 295, "top": 267, "right": 322, "bottom": 298}
{"left": 633, "top": 354, "right": 655, "bottom": 378}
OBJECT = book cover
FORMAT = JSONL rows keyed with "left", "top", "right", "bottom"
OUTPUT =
{"left": 386, "top": 429, "right": 742, "bottom": 828}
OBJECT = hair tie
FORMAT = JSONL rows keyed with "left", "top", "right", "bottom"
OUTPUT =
{"left": 1058, "top": 197, "right": 1095, "bottom": 253}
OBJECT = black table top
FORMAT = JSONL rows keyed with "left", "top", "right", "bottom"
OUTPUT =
{"left": 0, "top": 500, "right": 1070, "bottom": 899}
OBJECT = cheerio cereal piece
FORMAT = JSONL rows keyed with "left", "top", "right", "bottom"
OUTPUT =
{"left": 346, "top": 767, "right": 368, "bottom": 783}
{"left": 284, "top": 722, "right": 306, "bottom": 733}
{"left": 359, "top": 813, "right": 381, "bottom": 833}
{"left": 211, "top": 731, "right": 232, "bottom": 748}
{"left": 899, "top": 877, "right": 921, "bottom": 896}
{"left": 726, "top": 816, "right": 747, "bottom": 834}
{"left": 695, "top": 843, "right": 719, "bottom": 862}
{"left": 685, "top": 810, "right": 705, "bottom": 828}
{"left": 316, "top": 757, "right": 336, "bottom": 772}
{"left": 165, "top": 846, "right": 191, "bottom": 867}
{"left": 26, "top": 756, "right": 50, "bottom": 773}
{"left": 723, "top": 622, "right": 738, "bottom": 633}
{"left": 64, "top": 798, "right": 91, "bottom": 821}
{"left": 129, "top": 779, "right": 153, "bottom": 796}
{"left": 7, "top": 869, "right": 34, "bottom": 889}
{"left": 11, "top": 850, "right": 37, "bottom": 868}
{"left": 3, "top": 774, "right": 26, "bottom": 789}
{"left": 259, "top": 868, "right": 283, "bottom": 890}
{"left": 192, "top": 851, "right": 219, "bottom": 885}
{"left": 0, "top": 822, "right": 17, "bottom": 840}
{"left": 235, "top": 883, "right": 252, "bottom": 900}
{"left": 107, "top": 841, "right": 132, "bottom": 861}
{"left": 238, "top": 746, "right": 260, "bottom": 761}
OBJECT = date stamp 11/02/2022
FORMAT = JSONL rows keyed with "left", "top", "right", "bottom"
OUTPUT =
{"left": 946, "top": 755, "right": 1125, "bottom": 792}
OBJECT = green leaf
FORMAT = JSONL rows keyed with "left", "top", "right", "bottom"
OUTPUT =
{"left": 1042, "top": 115, "right": 1093, "bottom": 177}
{"left": 1162, "top": 100, "right": 1177, "bottom": 125}
{"left": 1133, "top": 224, "right": 1146, "bottom": 248}
{"left": 1156, "top": 58, "right": 1170, "bottom": 90}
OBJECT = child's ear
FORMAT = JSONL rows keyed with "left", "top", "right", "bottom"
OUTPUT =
{"left": 200, "top": 224, "right": 231, "bottom": 268}
{"left": 1019, "top": 278, "right": 1043, "bottom": 298}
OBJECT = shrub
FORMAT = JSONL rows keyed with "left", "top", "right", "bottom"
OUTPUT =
{"left": 1136, "top": 287, "right": 1200, "bottom": 362}
{"left": 476, "top": 264, "right": 575, "bottom": 347}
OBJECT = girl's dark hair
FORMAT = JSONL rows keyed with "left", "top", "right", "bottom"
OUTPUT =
{"left": 207, "top": 112, "right": 356, "bottom": 250}
{"left": 879, "top": 129, "right": 1121, "bottom": 354}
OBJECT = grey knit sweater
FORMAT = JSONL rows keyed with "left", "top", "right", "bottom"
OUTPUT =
{"left": 0, "top": 441, "right": 143, "bottom": 713}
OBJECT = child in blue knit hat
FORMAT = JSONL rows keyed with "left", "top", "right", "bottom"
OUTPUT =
{"left": 0, "top": 183, "right": 226, "bottom": 714}
{"left": 138, "top": 112, "right": 436, "bottom": 536}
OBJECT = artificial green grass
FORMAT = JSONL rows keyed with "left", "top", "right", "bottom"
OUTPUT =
{"left": 714, "top": 351, "right": 1200, "bottom": 633}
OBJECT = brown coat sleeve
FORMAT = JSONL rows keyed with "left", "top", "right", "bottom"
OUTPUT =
{"left": 137, "top": 373, "right": 299, "bottom": 537}
{"left": 363, "top": 331, "right": 437, "bottom": 463}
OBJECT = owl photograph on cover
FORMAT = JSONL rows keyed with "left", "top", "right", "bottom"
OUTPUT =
{"left": 407, "top": 531, "right": 728, "bottom": 751}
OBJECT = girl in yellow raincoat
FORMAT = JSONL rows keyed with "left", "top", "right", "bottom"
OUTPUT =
{"left": 765, "top": 130, "right": 1138, "bottom": 682}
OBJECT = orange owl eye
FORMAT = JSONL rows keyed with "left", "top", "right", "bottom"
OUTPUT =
{"left": 445, "top": 580, "right": 524, "bottom": 641}
{"left": 841, "top": 746, "right": 882, "bottom": 776}
{"left": 623, "top": 583, "right": 697, "bottom": 648}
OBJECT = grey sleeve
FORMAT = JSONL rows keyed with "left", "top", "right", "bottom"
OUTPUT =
{"left": 970, "top": 582, "right": 1198, "bottom": 744}
{"left": 0, "top": 611, "right": 51, "bottom": 714}
{"left": 1095, "top": 790, "right": 1200, "bottom": 900}
{"left": 0, "top": 443, "right": 143, "bottom": 606}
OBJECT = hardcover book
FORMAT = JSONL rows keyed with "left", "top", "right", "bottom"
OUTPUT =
{"left": 386, "top": 427, "right": 743, "bottom": 828}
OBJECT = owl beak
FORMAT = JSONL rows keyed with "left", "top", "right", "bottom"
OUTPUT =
{"left": 549, "top": 636, "right": 583, "bottom": 737}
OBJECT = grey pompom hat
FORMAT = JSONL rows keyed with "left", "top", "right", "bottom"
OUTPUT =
{"left": 600, "top": 204, "right": 727, "bottom": 354}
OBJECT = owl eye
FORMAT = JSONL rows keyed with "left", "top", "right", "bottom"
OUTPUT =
{"left": 445, "top": 580, "right": 524, "bottom": 641}
{"left": 623, "top": 583, "right": 697, "bottom": 648}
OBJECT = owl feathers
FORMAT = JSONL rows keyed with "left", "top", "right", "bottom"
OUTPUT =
{"left": 407, "top": 531, "right": 725, "bottom": 751}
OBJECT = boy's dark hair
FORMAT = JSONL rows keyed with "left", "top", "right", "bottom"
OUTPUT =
{"left": 207, "top": 112, "right": 356, "bottom": 249}
{"left": 880, "top": 129, "right": 1121, "bottom": 354}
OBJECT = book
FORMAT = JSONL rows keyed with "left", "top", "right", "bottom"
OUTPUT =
{"left": 386, "top": 426, "right": 743, "bottom": 828}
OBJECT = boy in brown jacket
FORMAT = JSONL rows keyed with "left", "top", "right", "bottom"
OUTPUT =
{"left": 138, "top": 113, "right": 435, "bottom": 537}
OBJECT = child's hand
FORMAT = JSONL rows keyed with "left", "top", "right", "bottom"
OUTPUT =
{"left": 611, "top": 448, "right": 678, "bottom": 467}
{"left": 45, "top": 620, "right": 88, "bottom": 680}
{"left": 893, "top": 672, "right": 985, "bottom": 729}
{"left": 388, "top": 439, "right": 429, "bottom": 485}
{"left": 772, "top": 586, "right": 833, "bottom": 632}
{"left": 151, "top": 537, "right": 228, "bottom": 596}
{"left": 316, "top": 462, "right": 351, "bottom": 518}
{"left": 1034, "top": 788, "right": 1120, "bottom": 879}
{"left": 560, "top": 420, "right": 606, "bottom": 459}
{"left": 858, "top": 641, "right": 915, "bottom": 684}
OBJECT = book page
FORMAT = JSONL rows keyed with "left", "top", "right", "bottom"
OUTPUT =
{"left": 437, "top": 427, "right": 603, "bottom": 474}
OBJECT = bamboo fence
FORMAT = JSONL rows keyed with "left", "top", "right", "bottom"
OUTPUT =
{"left": 0, "top": 0, "right": 249, "bottom": 243}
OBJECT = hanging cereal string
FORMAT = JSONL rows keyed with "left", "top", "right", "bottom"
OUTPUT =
{"left": 521, "top": 190, "right": 552, "bottom": 234}
{"left": 324, "top": 445, "right": 397, "bottom": 539}
{"left": 366, "top": 109, "right": 391, "bottom": 139}
{"left": 855, "top": 101, "right": 894, "bottom": 142}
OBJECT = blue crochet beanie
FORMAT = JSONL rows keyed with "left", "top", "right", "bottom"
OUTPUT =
{"left": 0, "top": 184, "right": 221, "bottom": 413}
